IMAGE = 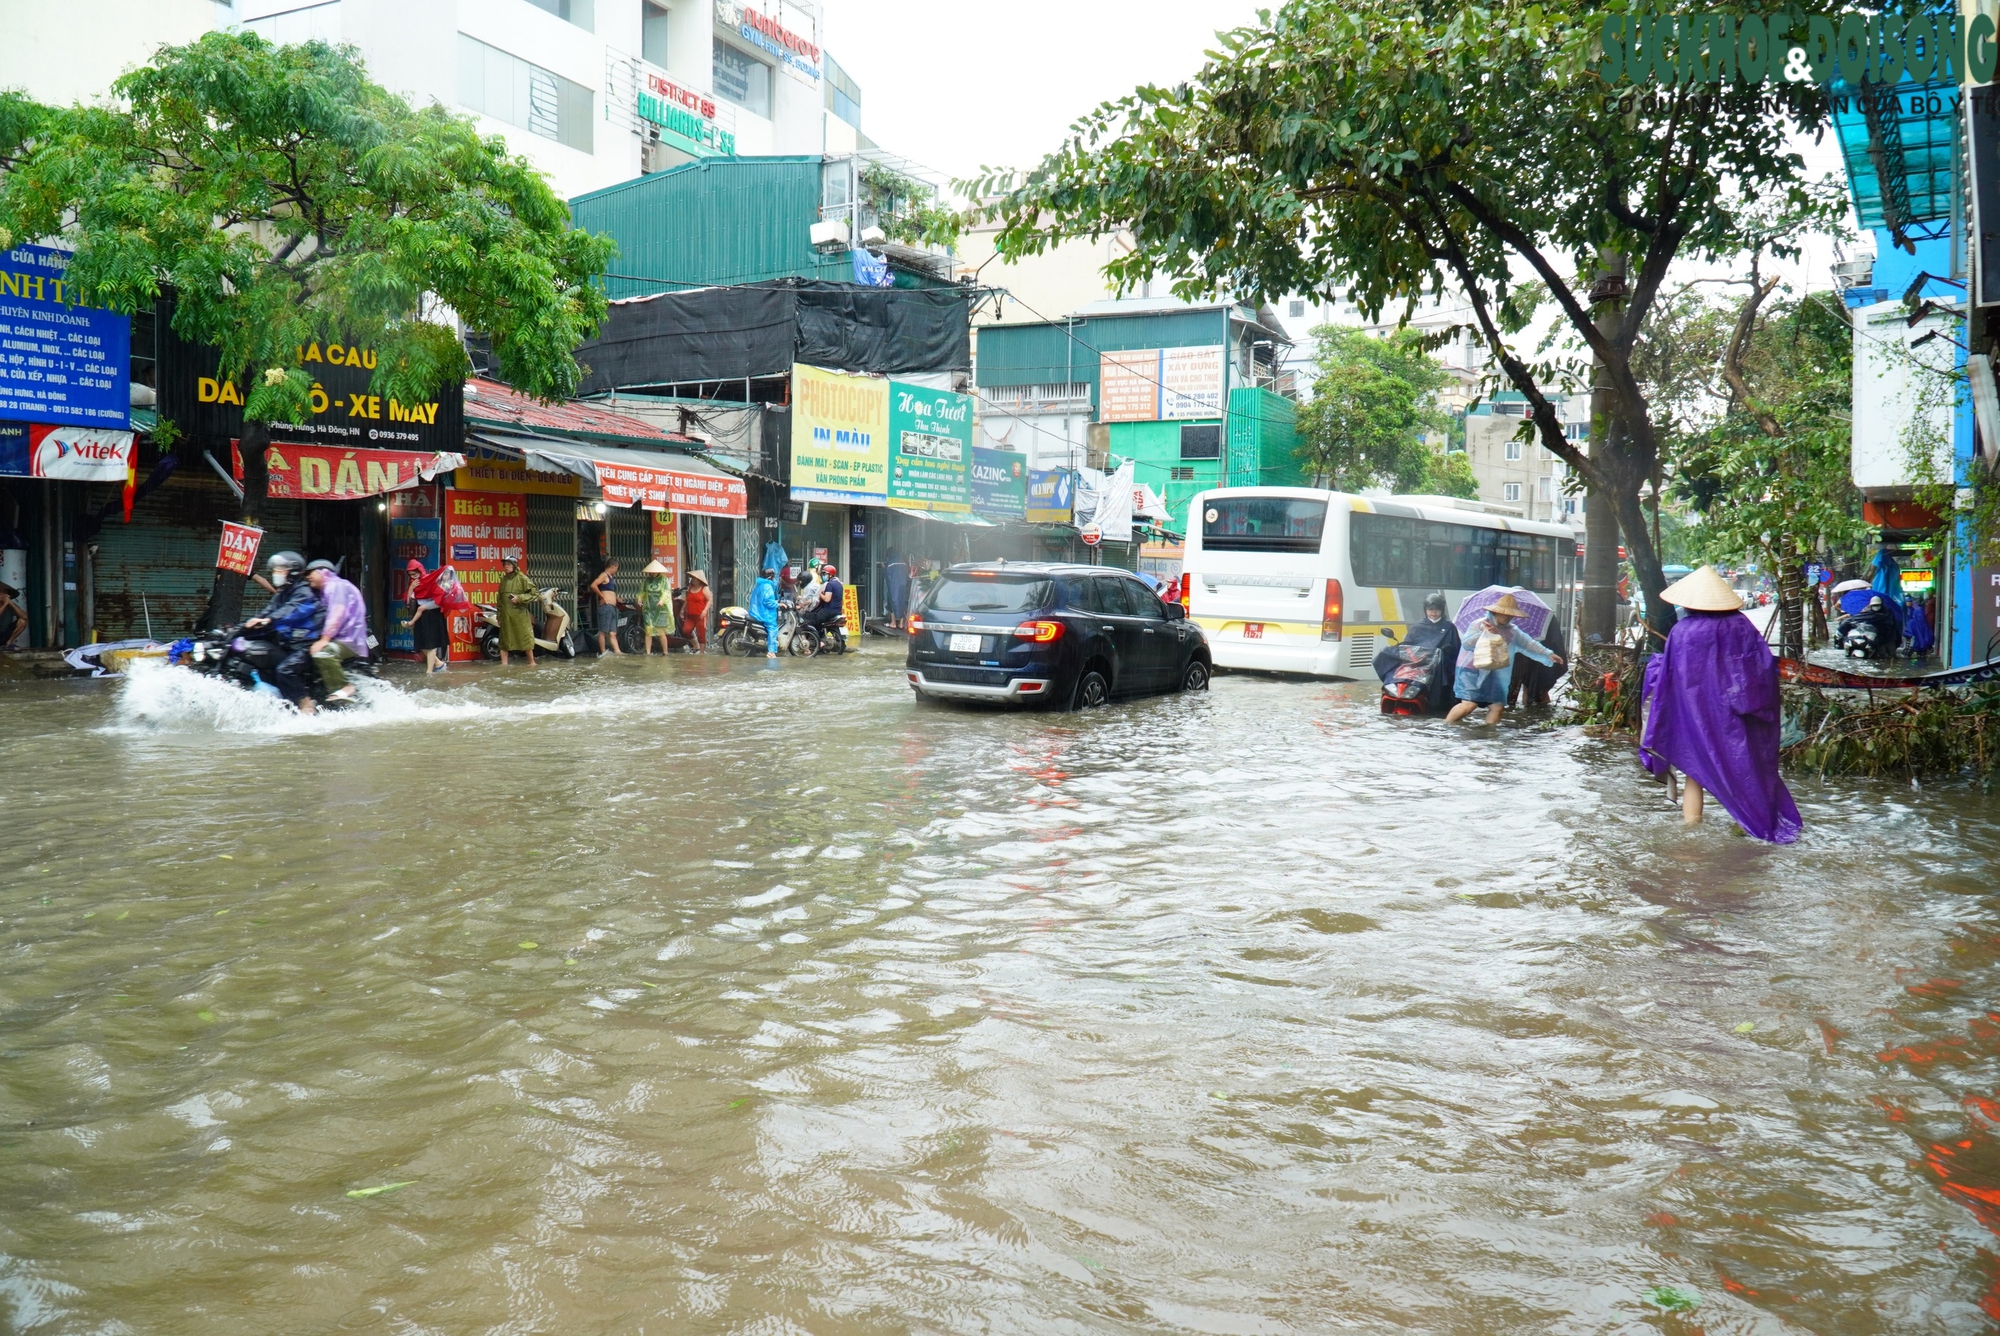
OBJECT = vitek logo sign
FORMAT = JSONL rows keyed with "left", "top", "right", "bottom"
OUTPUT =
{"left": 1598, "top": 10, "right": 2000, "bottom": 87}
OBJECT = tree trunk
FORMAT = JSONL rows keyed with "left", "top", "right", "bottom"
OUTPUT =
{"left": 1612, "top": 483, "right": 1673, "bottom": 648}
{"left": 1777, "top": 556, "right": 1805, "bottom": 659}
{"left": 200, "top": 419, "right": 271, "bottom": 629}
{"left": 1580, "top": 252, "right": 1626, "bottom": 646}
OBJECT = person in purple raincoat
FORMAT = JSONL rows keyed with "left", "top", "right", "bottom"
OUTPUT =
{"left": 1639, "top": 565, "right": 1802, "bottom": 843}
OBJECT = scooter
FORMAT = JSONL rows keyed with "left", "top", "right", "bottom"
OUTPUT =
{"left": 1837, "top": 613, "right": 1899, "bottom": 660}
{"left": 171, "top": 625, "right": 374, "bottom": 707}
{"left": 789, "top": 613, "right": 849, "bottom": 657}
{"left": 716, "top": 603, "right": 798, "bottom": 656}
{"left": 1377, "top": 643, "right": 1445, "bottom": 716}
{"left": 474, "top": 586, "right": 578, "bottom": 660}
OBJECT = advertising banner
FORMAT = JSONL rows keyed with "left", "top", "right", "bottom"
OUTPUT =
{"left": 790, "top": 364, "right": 888, "bottom": 505}
{"left": 24, "top": 424, "right": 134, "bottom": 480}
{"left": 1097, "top": 345, "right": 1225, "bottom": 422}
{"left": 452, "top": 447, "right": 579, "bottom": 497}
{"left": 386, "top": 515, "right": 440, "bottom": 654}
{"left": 261, "top": 443, "right": 463, "bottom": 500}
{"left": 0, "top": 244, "right": 130, "bottom": 429}
{"left": 443, "top": 490, "right": 524, "bottom": 660}
{"left": 1025, "top": 468, "right": 1075, "bottom": 525}
{"left": 159, "top": 322, "right": 464, "bottom": 451}
{"left": 970, "top": 446, "right": 1027, "bottom": 519}
{"left": 887, "top": 380, "right": 972, "bottom": 513}
{"left": 216, "top": 521, "right": 264, "bottom": 576}
{"left": 650, "top": 511, "right": 680, "bottom": 587}
{"left": 596, "top": 456, "right": 749, "bottom": 516}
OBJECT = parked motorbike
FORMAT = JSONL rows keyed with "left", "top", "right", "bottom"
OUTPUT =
{"left": 170, "top": 625, "right": 374, "bottom": 707}
{"left": 1837, "top": 613, "right": 1899, "bottom": 660}
{"left": 1376, "top": 644, "right": 1445, "bottom": 716}
{"left": 474, "top": 586, "right": 577, "bottom": 660}
{"left": 788, "top": 614, "right": 848, "bottom": 658}
{"left": 716, "top": 603, "right": 798, "bottom": 656}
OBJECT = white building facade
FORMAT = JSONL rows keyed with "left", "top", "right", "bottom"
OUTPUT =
{"left": 0, "top": 0, "right": 866, "bottom": 203}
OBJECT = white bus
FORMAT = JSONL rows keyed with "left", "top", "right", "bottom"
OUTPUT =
{"left": 1183, "top": 487, "right": 1579, "bottom": 679}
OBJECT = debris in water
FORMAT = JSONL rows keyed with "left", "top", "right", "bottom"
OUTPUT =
{"left": 1644, "top": 1285, "right": 1699, "bottom": 1312}
{"left": 116, "top": 911, "right": 129, "bottom": 920}
{"left": 518, "top": 942, "right": 537, "bottom": 950}
{"left": 197, "top": 1010, "right": 215, "bottom": 1022}
{"left": 1735, "top": 1021, "right": 1756, "bottom": 1033}
{"left": 345, "top": 1181, "right": 415, "bottom": 1199}
{"left": 729, "top": 1097, "right": 750, "bottom": 1108}
{"left": 219, "top": 855, "right": 233, "bottom": 860}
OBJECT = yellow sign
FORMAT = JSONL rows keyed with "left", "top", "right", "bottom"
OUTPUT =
{"left": 790, "top": 364, "right": 888, "bottom": 505}
{"left": 843, "top": 584, "right": 860, "bottom": 637}
{"left": 450, "top": 452, "right": 580, "bottom": 497}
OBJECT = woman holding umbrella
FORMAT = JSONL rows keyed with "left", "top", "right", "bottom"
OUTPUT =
{"left": 1446, "top": 589, "right": 1564, "bottom": 725}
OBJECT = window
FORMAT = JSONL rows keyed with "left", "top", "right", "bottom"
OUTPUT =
{"left": 1170, "top": 466, "right": 1195, "bottom": 481}
{"left": 1084, "top": 576, "right": 1134, "bottom": 616}
{"left": 1538, "top": 476, "right": 1553, "bottom": 501}
{"left": 1202, "top": 497, "right": 1327, "bottom": 553}
{"left": 1503, "top": 482, "right": 1522, "bottom": 502}
{"left": 459, "top": 35, "right": 593, "bottom": 151}
{"left": 1179, "top": 424, "right": 1221, "bottom": 460}
{"left": 824, "top": 53, "right": 862, "bottom": 130}
{"left": 1504, "top": 439, "right": 1523, "bottom": 461}
{"left": 927, "top": 575, "right": 1053, "bottom": 614}
{"left": 1349, "top": 513, "right": 1559, "bottom": 591}
{"left": 1289, "top": 299, "right": 1305, "bottom": 317}
{"left": 642, "top": 1, "right": 669, "bottom": 65}
{"left": 714, "top": 42, "right": 771, "bottom": 116}
{"left": 524, "top": 0, "right": 593, "bottom": 30}
{"left": 1125, "top": 578, "right": 1166, "bottom": 619}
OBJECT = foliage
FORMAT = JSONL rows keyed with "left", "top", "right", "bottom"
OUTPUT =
{"left": 1424, "top": 446, "right": 1480, "bottom": 499}
{"left": 1670, "top": 292, "right": 1867, "bottom": 570}
{"left": 1783, "top": 683, "right": 2000, "bottom": 782}
{"left": 0, "top": 32, "right": 613, "bottom": 420}
{"left": 858, "top": 162, "right": 961, "bottom": 250}
{"left": 970, "top": 0, "right": 1841, "bottom": 643}
{"left": 1295, "top": 325, "right": 1450, "bottom": 491}
{"left": 1562, "top": 642, "right": 1643, "bottom": 729}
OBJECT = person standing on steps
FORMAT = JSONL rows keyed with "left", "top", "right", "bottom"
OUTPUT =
{"left": 1639, "top": 565, "right": 1803, "bottom": 843}
{"left": 1446, "top": 592, "right": 1563, "bottom": 726}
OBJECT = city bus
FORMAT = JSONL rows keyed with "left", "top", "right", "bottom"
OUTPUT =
{"left": 1182, "top": 487, "right": 1579, "bottom": 679}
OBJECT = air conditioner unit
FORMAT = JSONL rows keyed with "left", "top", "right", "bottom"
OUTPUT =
{"left": 810, "top": 218, "right": 849, "bottom": 251}
{"left": 858, "top": 225, "right": 887, "bottom": 248}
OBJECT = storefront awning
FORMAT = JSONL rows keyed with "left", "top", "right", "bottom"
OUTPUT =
{"left": 473, "top": 431, "right": 746, "bottom": 518}
{"left": 887, "top": 502, "right": 996, "bottom": 527}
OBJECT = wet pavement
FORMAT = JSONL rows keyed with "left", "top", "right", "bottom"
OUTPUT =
{"left": 5, "top": 650, "right": 2000, "bottom": 1333}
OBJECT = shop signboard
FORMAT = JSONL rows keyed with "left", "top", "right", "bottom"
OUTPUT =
{"left": 444, "top": 489, "right": 526, "bottom": 660}
{"left": 0, "top": 244, "right": 130, "bottom": 430}
{"left": 638, "top": 71, "right": 736, "bottom": 157}
{"left": 790, "top": 364, "right": 888, "bottom": 505}
{"left": 160, "top": 323, "right": 464, "bottom": 451}
{"left": 970, "top": 446, "right": 1027, "bottom": 520}
{"left": 1025, "top": 468, "right": 1075, "bottom": 524}
{"left": 887, "top": 380, "right": 972, "bottom": 513}
{"left": 215, "top": 521, "right": 264, "bottom": 577}
{"left": 386, "top": 515, "right": 440, "bottom": 653}
{"left": 715, "top": 1, "right": 821, "bottom": 83}
{"left": 650, "top": 511, "right": 680, "bottom": 587}
{"left": 452, "top": 447, "right": 580, "bottom": 497}
{"left": 1097, "top": 345, "right": 1225, "bottom": 422}
{"left": 596, "top": 456, "right": 749, "bottom": 516}
{"left": 0, "top": 421, "right": 134, "bottom": 480}
{"left": 258, "top": 443, "right": 464, "bottom": 500}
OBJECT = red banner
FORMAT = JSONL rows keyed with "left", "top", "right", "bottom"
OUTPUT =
{"left": 444, "top": 489, "right": 527, "bottom": 660}
{"left": 651, "top": 511, "right": 680, "bottom": 587}
{"left": 598, "top": 458, "right": 748, "bottom": 517}
{"left": 246, "top": 442, "right": 461, "bottom": 500}
{"left": 216, "top": 521, "right": 264, "bottom": 576}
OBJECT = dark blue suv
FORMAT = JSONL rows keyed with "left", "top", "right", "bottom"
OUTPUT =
{"left": 906, "top": 562, "right": 1211, "bottom": 708}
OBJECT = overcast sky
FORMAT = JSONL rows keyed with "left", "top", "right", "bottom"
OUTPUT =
{"left": 820, "top": 0, "right": 1267, "bottom": 186}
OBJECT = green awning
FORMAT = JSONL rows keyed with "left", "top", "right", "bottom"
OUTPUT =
{"left": 1832, "top": 77, "right": 1957, "bottom": 244}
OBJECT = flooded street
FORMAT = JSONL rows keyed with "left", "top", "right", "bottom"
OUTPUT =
{"left": 6, "top": 652, "right": 2000, "bottom": 1333}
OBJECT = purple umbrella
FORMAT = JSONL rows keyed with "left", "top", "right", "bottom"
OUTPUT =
{"left": 1453, "top": 585, "right": 1552, "bottom": 640}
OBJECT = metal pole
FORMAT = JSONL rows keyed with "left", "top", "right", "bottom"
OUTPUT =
{"left": 141, "top": 593, "right": 153, "bottom": 641}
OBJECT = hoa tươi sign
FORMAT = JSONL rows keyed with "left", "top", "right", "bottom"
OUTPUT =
{"left": 260, "top": 444, "right": 465, "bottom": 500}
{"left": 887, "top": 381, "right": 973, "bottom": 513}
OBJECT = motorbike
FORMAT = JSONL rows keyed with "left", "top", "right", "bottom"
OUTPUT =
{"left": 474, "top": 586, "right": 578, "bottom": 660}
{"left": 1837, "top": 612, "right": 1899, "bottom": 660}
{"left": 789, "top": 613, "right": 849, "bottom": 657}
{"left": 716, "top": 602, "right": 798, "bottom": 656}
{"left": 170, "top": 624, "right": 374, "bottom": 707}
{"left": 1376, "top": 643, "right": 1445, "bottom": 716}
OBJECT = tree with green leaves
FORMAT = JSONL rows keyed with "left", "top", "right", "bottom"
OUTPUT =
{"left": 1294, "top": 324, "right": 1470, "bottom": 496}
{"left": 972, "top": 0, "right": 1838, "bottom": 645}
{"left": 0, "top": 32, "right": 614, "bottom": 622}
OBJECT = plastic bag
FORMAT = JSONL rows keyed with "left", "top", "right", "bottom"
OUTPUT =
{"left": 1471, "top": 629, "right": 1509, "bottom": 671}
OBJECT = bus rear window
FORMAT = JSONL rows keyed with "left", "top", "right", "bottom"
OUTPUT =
{"left": 925, "top": 576, "right": 1054, "bottom": 614}
{"left": 1201, "top": 497, "right": 1327, "bottom": 553}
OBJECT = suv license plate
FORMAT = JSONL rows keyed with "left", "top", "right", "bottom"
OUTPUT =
{"left": 949, "top": 633, "right": 982, "bottom": 652}
{"left": 1243, "top": 623, "right": 1264, "bottom": 640}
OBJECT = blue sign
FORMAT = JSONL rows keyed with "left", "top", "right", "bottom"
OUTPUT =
{"left": 971, "top": 446, "right": 1027, "bottom": 519}
{"left": 852, "top": 248, "right": 892, "bottom": 288}
{"left": 0, "top": 422, "right": 27, "bottom": 477}
{"left": 0, "top": 245, "right": 129, "bottom": 429}
{"left": 388, "top": 517, "right": 440, "bottom": 653}
{"left": 1025, "top": 468, "right": 1074, "bottom": 525}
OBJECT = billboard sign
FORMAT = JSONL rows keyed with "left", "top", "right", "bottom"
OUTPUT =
{"left": 1098, "top": 345, "right": 1226, "bottom": 422}
{"left": 887, "top": 380, "right": 972, "bottom": 513}
{"left": 970, "top": 446, "right": 1027, "bottom": 519}
{"left": 0, "top": 245, "right": 130, "bottom": 430}
{"left": 790, "top": 364, "right": 889, "bottom": 505}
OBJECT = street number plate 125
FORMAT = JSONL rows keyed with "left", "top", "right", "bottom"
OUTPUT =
{"left": 949, "top": 634, "right": 982, "bottom": 652}
{"left": 1242, "top": 623, "right": 1264, "bottom": 640}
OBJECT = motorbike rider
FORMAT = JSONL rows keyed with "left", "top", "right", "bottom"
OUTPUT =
{"left": 804, "top": 564, "right": 844, "bottom": 640}
{"left": 1841, "top": 594, "right": 1902, "bottom": 656}
{"left": 304, "top": 559, "right": 367, "bottom": 702}
{"left": 244, "top": 551, "right": 326, "bottom": 709}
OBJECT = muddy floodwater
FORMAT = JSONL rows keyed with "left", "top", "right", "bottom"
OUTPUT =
{"left": 5, "top": 652, "right": 2000, "bottom": 1334}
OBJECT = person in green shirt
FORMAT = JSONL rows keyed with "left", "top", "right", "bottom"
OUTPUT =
{"left": 640, "top": 558, "right": 676, "bottom": 656}
{"left": 496, "top": 555, "right": 539, "bottom": 667}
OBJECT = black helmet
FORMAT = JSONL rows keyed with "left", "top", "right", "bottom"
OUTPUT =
{"left": 305, "top": 558, "right": 338, "bottom": 574}
{"left": 267, "top": 550, "right": 305, "bottom": 573}
{"left": 1424, "top": 591, "right": 1448, "bottom": 615}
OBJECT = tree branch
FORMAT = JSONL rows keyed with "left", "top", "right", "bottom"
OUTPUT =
{"left": 1720, "top": 253, "right": 1785, "bottom": 439}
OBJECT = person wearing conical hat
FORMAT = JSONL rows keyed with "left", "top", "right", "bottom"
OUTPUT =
{"left": 639, "top": 558, "right": 675, "bottom": 656}
{"left": 1639, "top": 564, "right": 1802, "bottom": 843}
{"left": 1447, "top": 591, "right": 1564, "bottom": 725}
{"left": 495, "top": 553, "right": 539, "bottom": 667}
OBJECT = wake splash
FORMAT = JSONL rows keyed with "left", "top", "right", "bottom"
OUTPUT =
{"left": 109, "top": 659, "right": 486, "bottom": 736}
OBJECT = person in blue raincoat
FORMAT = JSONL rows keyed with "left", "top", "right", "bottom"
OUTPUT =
{"left": 747, "top": 567, "right": 781, "bottom": 660}
{"left": 1446, "top": 592, "right": 1562, "bottom": 725}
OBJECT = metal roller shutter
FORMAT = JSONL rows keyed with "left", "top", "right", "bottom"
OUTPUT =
{"left": 607, "top": 505, "right": 651, "bottom": 577}
{"left": 525, "top": 493, "right": 576, "bottom": 624}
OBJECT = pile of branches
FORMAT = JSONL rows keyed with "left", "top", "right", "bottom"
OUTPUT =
{"left": 1561, "top": 642, "right": 1645, "bottom": 731}
{"left": 1782, "top": 682, "right": 2000, "bottom": 782}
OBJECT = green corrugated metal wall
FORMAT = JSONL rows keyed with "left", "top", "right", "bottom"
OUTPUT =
{"left": 975, "top": 309, "right": 1236, "bottom": 397}
{"left": 569, "top": 156, "right": 852, "bottom": 298}
{"left": 1226, "top": 387, "right": 1305, "bottom": 490}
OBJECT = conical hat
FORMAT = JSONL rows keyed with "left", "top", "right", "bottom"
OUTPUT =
{"left": 1660, "top": 564, "right": 1742, "bottom": 611}
{"left": 1489, "top": 592, "right": 1526, "bottom": 618}
{"left": 642, "top": 559, "right": 669, "bottom": 575}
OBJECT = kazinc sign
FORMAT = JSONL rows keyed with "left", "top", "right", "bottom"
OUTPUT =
{"left": 1598, "top": 10, "right": 1998, "bottom": 87}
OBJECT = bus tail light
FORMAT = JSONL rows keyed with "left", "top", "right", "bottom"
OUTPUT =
{"left": 1320, "top": 578, "right": 1343, "bottom": 641}
{"left": 1014, "top": 620, "right": 1065, "bottom": 643}
{"left": 1180, "top": 575, "right": 1192, "bottom": 609}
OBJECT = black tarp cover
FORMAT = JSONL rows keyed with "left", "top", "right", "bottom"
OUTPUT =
{"left": 574, "top": 281, "right": 971, "bottom": 392}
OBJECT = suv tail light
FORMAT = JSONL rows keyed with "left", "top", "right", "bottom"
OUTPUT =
{"left": 1320, "top": 578, "right": 1343, "bottom": 641}
{"left": 908, "top": 616, "right": 924, "bottom": 636}
{"left": 1014, "top": 620, "right": 1065, "bottom": 643}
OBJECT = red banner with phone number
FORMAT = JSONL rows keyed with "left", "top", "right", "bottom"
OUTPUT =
{"left": 216, "top": 521, "right": 264, "bottom": 576}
